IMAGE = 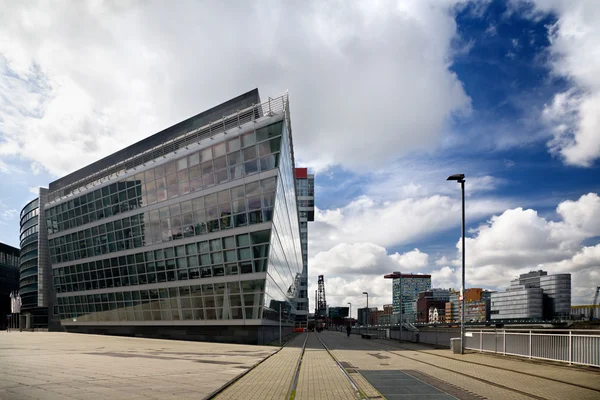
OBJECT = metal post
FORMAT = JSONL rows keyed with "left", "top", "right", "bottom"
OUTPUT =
{"left": 529, "top": 330, "right": 532, "bottom": 359}
{"left": 366, "top": 293, "right": 369, "bottom": 334}
{"left": 503, "top": 330, "right": 506, "bottom": 355}
{"left": 279, "top": 303, "right": 282, "bottom": 346}
{"left": 568, "top": 330, "right": 572, "bottom": 365}
{"left": 460, "top": 180, "right": 465, "bottom": 355}
{"left": 480, "top": 329, "right": 483, "bottom": 352}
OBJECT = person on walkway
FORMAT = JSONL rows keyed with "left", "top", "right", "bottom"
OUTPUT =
{"left": 346, "top": 324, "right": 352, "bottom": 338}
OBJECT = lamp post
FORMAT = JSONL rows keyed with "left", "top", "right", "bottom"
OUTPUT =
{"left": 447, "top": 173, "right": 466, "bottom": 355}
{"left": 347, "top": 302, "right": 351, "bottom": 322}
{"left": 363, "top": 292, "right": 369, "bottom": 333}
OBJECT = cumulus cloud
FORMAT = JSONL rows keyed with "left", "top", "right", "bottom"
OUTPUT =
{"left": 525, "top": 0, "right": 600, "bottom": 166}
{"left": 0, "top": 0, "right": 470, "bottom": 178}
{"left": 310, "top": 192, "right": 600, "bottom": 312}
{"left": 0, "top": 200, "right": 17, "bottom": 225}
{"left": 310, "top": 194, "right": 509, "bottom": 256}
{"left": 455, "top": 192, "right": 600, "bottom": 303}
{"left": 308, "top": 244, "right": 434, "bottom": 318}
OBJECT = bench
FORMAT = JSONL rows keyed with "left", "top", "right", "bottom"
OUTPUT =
{"left": 361, "top": 334, "right": 374, "bottom": 339}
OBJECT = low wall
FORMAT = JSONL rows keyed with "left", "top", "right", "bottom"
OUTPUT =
{"left": 65, "top": 324, "right": 294, "bottom": 345}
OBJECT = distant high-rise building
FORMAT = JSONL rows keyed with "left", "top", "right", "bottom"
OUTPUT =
{"left": 388, "top": 273, "right": 431, "bottom": 323}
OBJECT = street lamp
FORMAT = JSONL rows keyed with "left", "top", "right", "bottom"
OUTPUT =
{"left": 363, "top": 292, "right": 369, "bottom": 333}
{"left": 347, "top": 302, "right": 351, "bottom": 322}
{"left": 447, "top": 173, "right": 466, "bottom": 355}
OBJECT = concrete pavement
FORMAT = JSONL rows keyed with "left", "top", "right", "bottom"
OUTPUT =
{"left": 321, "top": 330, "right": 600, "bottom": 400}
{"left": 2, "top": 330, "right": 599, "bottom": 399}
{"left": 0, "top": 331, "right": 275, "bottom": 400}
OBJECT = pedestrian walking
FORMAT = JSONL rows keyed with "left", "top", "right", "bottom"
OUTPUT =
{"left": 346, "top": 324, "right": 352, "bottom": 338}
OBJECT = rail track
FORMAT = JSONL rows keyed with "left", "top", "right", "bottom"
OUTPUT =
{"left": 288, "top": 333, "right": 365, "bottom": 399}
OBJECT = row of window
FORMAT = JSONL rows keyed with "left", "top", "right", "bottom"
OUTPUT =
{"left": 49, "top": 206, "right": 273, "bottom": 265}
{"left": 19, "top": 224, "right": 38, "bottom": 243}
{"left": 48, "top": 178, "right": 278, "bottom": 264}
{"left": 53, "top": 231, "right": 271, "bottom": 294}
{"left": 47, "top": 122, "right": 283, "bottom": 234}
{"left": 55, "top": 278, "right": 292, "bottom": 322}
{"left": 20, "top": 207, "right": 39, "bottom": 225}
{"left": 20, "top": 199, "right": 39, "bottom": 219}
{"left": 0, "top": 252, "right": 19, "bottom": 267}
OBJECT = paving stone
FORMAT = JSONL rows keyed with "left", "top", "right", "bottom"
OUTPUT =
{"left": 0, "top": 331, "right": 276, "bottom": 400}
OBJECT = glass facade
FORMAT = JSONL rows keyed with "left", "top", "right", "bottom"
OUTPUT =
{"left": 18, "top": 190, "right": 52, "bottom": 329}
{"left": 46, "top": 100, "right": 302, "bottom": 335}
{"left": 490, "top": 287, "right": 544, "bottom": 320}
{"left": 1, "top": 242, "right": 20, "bottom": 329}
{"left": 263, "top": 121, "right": 303, "bottom": 322}
{"left": 540, "top": 274, "right": 571, "bottom": 319}
{"left": 47, "top": 176, "right": 278, "bottom": 264}
{"left": 491, "top": 270, "right": 571, "bottom": 320}
{"left": 19, "top": 198, "right": 40, "bottom": 310}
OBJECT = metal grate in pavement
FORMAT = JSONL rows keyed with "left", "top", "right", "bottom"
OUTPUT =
{"left": 360, "top": 370, "right": 457, "bottom": 399}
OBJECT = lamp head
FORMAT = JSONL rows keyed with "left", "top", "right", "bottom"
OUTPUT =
{"left": 362, "top": 291, "right": 368, "bottom": 295}
{"left": 447, "top": 173, "right": 465, "bottom": 182}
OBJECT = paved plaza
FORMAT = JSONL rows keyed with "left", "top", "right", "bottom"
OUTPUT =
{"left": 0, "top": 331, "right": 276, "bottom": 400}
{"left": 1, "top": 330, "right": 599, "bottom": 399}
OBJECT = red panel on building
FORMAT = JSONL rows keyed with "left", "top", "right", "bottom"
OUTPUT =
{"left": 295, "top": 168, "right": 308, "bottom": 179}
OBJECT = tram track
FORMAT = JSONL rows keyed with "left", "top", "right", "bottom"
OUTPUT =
{"left": 288, "top": 333, "right": 366, "bottom": 399}
{"left": 354, "top": 337, "right": 600, "bottom": 399}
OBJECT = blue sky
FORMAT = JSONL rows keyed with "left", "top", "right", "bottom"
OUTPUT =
{"left": 1, "top": 0, "right": 599, "bottom": 312}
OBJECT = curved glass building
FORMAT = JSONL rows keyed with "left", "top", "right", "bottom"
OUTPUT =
{"left": 19, "top": 189, "right": 52, "bottom": 329}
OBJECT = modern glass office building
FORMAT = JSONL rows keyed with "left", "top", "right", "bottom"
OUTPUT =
{"left": 18, "top": 189, "right": 53, "bottom": 329}
{"left": 0, "top": 242, "right": 19, "bottom": 329}
{"left": 540, "top": 273, "right": 571, "bottom": 319}
{"left": 44, "top": 89, "right": 303, "bottom": 343}
{"left": 490, "top": 286, "right": 544, "bottom": 320}
{"left": 490, "top": 270, "right": 570, "bottom": 320}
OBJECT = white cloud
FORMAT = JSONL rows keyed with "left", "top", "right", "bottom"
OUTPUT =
{"left": 0, "top": 0, "right": 470, "bottom": 178}
{"left": 435, "top": 256, "right": 450, "bottom": 266}
{"left": 308, "top": 244, "right": 433, "bottom": 318}
{"left": 309, "top": 192, "right": 600, "bottom": 312}
{"left": 453, "top": 192, "right": 600, "bottom": 304}
{"left": 525, "top": 0, "right": 600, "bottom": 167}
{"left": 310, "top": 193, "right": 509, "bottom": 256}
{"left": 0, "top": 200, "right": 17, "bottom": 223}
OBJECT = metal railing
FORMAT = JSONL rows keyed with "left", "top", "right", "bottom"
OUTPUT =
{"left": 464, "top": 329, "right": 600, "bottom": 368}
{"left": 48, "top": 94, "right": 289, "bottom": 203}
